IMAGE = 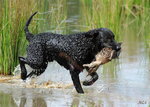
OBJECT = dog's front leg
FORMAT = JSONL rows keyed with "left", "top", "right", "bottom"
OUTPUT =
{"left": 57, "top": 52, "right": 84, "bottom": 93}
{"left": 18, "top": 57, "right": 28, "bottom": 80}
{"left": 83, "top": 72, "right": 99, "bottom": 86}
{"left": 70, "top": 70, "right": 84, "bottom": 94}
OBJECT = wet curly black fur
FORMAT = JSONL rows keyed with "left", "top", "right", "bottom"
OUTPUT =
{"left": 19, "top": 12, "right": 121, "bottom": 93}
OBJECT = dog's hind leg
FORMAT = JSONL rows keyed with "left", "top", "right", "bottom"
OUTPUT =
{"left": 22, "top": 42, "right": 47, "bottom": 79}
{"left": 26, "top": 62, "right": 48, "bottom": 78}
{"left": 19, "top": 57, "right": 28, "bottom": 80}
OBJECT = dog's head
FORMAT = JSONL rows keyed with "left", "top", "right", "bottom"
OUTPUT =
{"left": 86, "top": 28, "right": 121, "bottom": 58}
{"left": 99, "top": 28, "right": 121, "bottom": 58}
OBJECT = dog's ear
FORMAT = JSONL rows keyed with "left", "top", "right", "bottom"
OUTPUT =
{"left": 99, "top": 32, "right": 104, "bottom": 38}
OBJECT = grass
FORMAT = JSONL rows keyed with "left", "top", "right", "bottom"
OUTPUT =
{"left": 0, "top": 0, "right": 38, "bottom": 75}
{"left": 80, "top": 0, "right": 150, "bottom": 40}
{"left": 0, "top": 0, "right": 66, "bottom": 75}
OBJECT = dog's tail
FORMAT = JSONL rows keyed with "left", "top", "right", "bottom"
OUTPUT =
{"left": 24, "top": 12, "right": 38, "bottom": 42}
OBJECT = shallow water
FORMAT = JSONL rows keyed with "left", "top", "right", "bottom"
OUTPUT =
{"left": 0, "top": 0, "right": 150, "bottom": 107}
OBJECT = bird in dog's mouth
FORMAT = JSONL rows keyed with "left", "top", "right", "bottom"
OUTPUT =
{"left": 83, "top": 42, "right": 122, "bottom": 75}
{"left": 103, "top": 42, "right": 122, "bottom": 59}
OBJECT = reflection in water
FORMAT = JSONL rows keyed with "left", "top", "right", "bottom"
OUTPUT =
{"left": 0, "top": 0, "right": 150, "bottom": 107}
{"left": 0, "top": 92, "right": 17, "bottom": 107}
{"left": 0, "top": 76, "right": 150, "bottom": 107}
{"left": 33, "top": 98, "right": 47, "bottom": 107}
{"left": 20, "top": 97, "right": 26, "bottom": 107}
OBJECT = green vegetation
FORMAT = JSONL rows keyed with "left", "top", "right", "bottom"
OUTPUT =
{"left": 80, "top": 0, "right": 150, "bottom": 40}
{"left": 0, "top": 0, "right": 66, "bottom": 75}
{"left": 0, "top": 0, "right": 29, "bottom": 75}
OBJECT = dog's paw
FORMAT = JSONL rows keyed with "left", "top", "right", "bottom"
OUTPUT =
{"left": 83, "top": 72, "right": 98, "bottom": 86}
{"left": 21, "top": 72, "right": 27, "bottom": 80}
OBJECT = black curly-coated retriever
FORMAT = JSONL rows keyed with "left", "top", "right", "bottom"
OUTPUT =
{"left": 19, "top": 12, "right": 121, "bottom": 93}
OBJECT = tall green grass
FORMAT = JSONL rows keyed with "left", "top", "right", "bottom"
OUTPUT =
{"left": 80, "top": 0, "right": 150, "bottom": 40}
{"left": 0, "top": 0, "right": 37, "bottom": 75}
{"left": 0, "top": 0, "right": 66, "bottom": 75}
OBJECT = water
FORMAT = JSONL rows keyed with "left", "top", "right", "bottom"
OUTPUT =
{"left": 0, "top": 0, "right": 150, "bottom": 107}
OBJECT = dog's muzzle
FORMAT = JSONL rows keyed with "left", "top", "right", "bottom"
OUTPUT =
{"left": 103, "top": 42, "right": 122, "bottom": 59}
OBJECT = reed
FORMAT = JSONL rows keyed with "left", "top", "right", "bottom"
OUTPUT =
{"left": 0, "top": 0, "right": 37, "bottom": 75}
{"left": 0, "top": 0, "right": 66, "bottom": 75}
{"left": 80, "top": 0, "right": 150, "bottom": 40}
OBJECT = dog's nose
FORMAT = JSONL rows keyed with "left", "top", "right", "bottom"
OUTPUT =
{"left": 116, "top": 42, "right": 122, "bottom": 51}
